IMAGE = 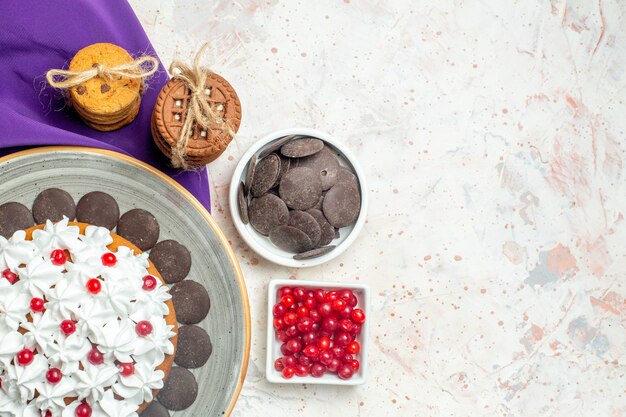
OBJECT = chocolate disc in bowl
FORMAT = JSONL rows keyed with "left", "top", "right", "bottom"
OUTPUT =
{"left": 250, "top": 153, "right": 280, "bottom": 197}
{"left": 269, "top": 225, "right": 313, "bottom": 253}
{"left": 295, "top": 146, "right": 340, "bottom": 191}
{"left": 293, "top": 245, "right": 335, "bottom": 260}
{"left": 32, "top": 188, "right": 76, "bottom": 223}
{"left": 237, "top": 182, "right": 249, "bottom": 224}
{"left": 280, "top": 137, "right": 324, "bottom": 158}
{"left": 279, "top": 167, "right": 322, "bottom": 210}
{"left": 0, "top": 202, "right": 34, "bottom": 238}
{"left": 322, "top": 182, "right": 361, "bottom": 228}
{"left": 76, "top": 191, "right": 120, "bottom": 230}
{"left": 117, "top": 208, "right": 160, "bottom": 251}
{"left": 336, "top": 167, "right": 359, "bottom": 187}
{"left": 157, "top": 367, "right": 198, "bottom": 411}
{"left": 288, "top": 210, "right": 321, "bottom": 247}
{"left": 305, "top": 208, "right": 335, "bottom": 247}
{"left": 248, "top": 194, "right": 289, "bottom": 236}
{"left": 258, "top": 135, "right": 298, "bottom": 159}
{"left": 244, "top": 154, "right": 258, "bottom": 196}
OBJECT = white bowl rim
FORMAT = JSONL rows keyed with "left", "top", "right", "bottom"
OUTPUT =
{"left": 229, "top": 128, "right": 368, "bottom": 268}
{"left": 265, "top": 279, "right": 370, "bottom": 385}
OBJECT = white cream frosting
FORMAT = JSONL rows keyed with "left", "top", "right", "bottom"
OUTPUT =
{"left": 0, "top": 218, "right": 174, "bottom": 417}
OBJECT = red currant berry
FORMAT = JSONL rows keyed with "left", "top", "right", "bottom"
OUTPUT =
{"left": 298, "top": 355, "right": 312, "bottom": 366}
{"left": 1, "top": 269, "right": 17, "bottom": 284}
{"left": 119, "top": 362, "right": 135, "bottom": 376}
{"left": 276, "top": 330, "right": 289, "bottom": 342}
{"left": 303, "top": 297, "right": 317, "bottom": 310}
{"left": 86, "top": 278, "right": 102, "bottom": 295}
{"left": 338, "top": 305, "right": 353, "bottom": 319}
{"left": 282, "top": 366, "right": 295, "bottom": 379}
{"left": 324, "top": 290, "right": 339, "bottom": 302}
{"left": 283, "top": 311, "right": 297, "bottom": 326}
{"left": 60, "top": 320, "right": 76, "bottom": 335}
{"left": 342, "top": 353, "right": 354, "bottom": 363}
{"left": 318, "top": 350, "right": 334, "bottom": 366}
{"left": 308, "top": 309, "right": 321, "bottom": 323}
{"left": 331, "top": 299, "right": 347, "bottom": 311}
{"left": 317, "top": 302, "right": 333, "bottom": 317}
{"left": 339, "top": 319, "right": 354, "bottom": 333}
{"left": 101, "top": 252, "right": 117, "bottom": 267}
{"left": 301, "top": 331, "right": 317, "bottom": 346}
{"left": 321, "top": 317, "right": 338, "bottom": 333}
{"left": 274, "top": 358, "right": 285, "bottom": 372}
{"left": 350, "top": 324, "right": 362, "bottom": 335}
{"left": 273, "top": 303, "right": 286, "bottom": 317}
{"left": 292, "top": 287, "right": 306, "bottom": 301}
{"left": 142, "top": 275, "right": 157, "bottom": 291}
{"left": 296, "top": 317, "right": 313, "bottom": 333}
{"left": 335, "top": 331, "right": 352, "bottom": 347}
{"left": 294, "top": 364, "right": 309, "bottom": 377}
{"left": 310, "top": 362, "right": 326, "bottom": 377}
{"left": 45, "top": 411, "right": 52, "bottom": 417}
{"left": 286, "top": 338, "right": 302, "bottom": 354}
{"left": 347, "top": 293, "right": 358, "bottom": 307}
{"left": 284, "top": 325, "right": 298, "bottom": 338}
{"left": 296, "top": 306, "right": 309, "bottom": 318}
{"left": 280, "top": 295, "right": 295, "bottom": 309}
{"left": 277, "top": 287, "right": 292, "bottom": 298}
{"left": 87, "top": 348, "right": 104, "bottom": 365}
{"left": 317, "top": 336, "right": 331, "bottom": 351}
{"left": 46, "top": 368, "right": 62, "bottom": 384}
{"left": 351, "top": 308, "right": 366, "bottom": 324}
{"left": 303, "top": 344, "right": 320, "bottom": 359}
{"left": 280, "top": 342, "right": 290, "bottom": 356}
{"left": 50, "top": 249, "right": 66, "bottom": 265}
{"left": 30, "top": 297, "right": 45, "bottom": 313}
{"left": 337, "top": 364, "right": 355, "bottom": 380}
{"left": 338, "top": 289, "right": 353, "bottom": 302}
{"left": 16, "top": 349, "right": 34, "bottom": 366}
{"left": 282, "top": 355, "right": 297, "bottom": 368}
{"left": 273, "top": 317, "right": 285, "bottom": 329}
{"left": 75, "top": 402, "right": 92, "bottom": 417}
{"left": 135, "top": 320, "right": 153, "bottom": 337}
{"left": 313, "top": 289, "right": 325, "bottom": 302}
{"left": 346, "top": 341, "right": 360, "bottom": 355}
{"left": 327, "top": 358, "right": 341, "bottom": 373}
{"left": 349, "top": 359, "right": 360, "bottom": 372}
{"left": 331, "top": 346, "right": 345, "bottom": 358}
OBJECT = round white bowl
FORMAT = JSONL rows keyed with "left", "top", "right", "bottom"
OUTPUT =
{"left": 229, "top": 128, "right": 368, "bottom": 268}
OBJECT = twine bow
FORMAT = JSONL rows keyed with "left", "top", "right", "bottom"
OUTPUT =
{"left": 168, "top": 44, "right": 235, "bottom": 169}
{"left": 46, "top": 55, "right": 158, "bottom": 91}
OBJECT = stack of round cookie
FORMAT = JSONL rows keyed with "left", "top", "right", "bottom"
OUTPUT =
{"left": 68, "top": 43, "right": 142, "bottom": 131}
{"left": 151, "top": 72, "right": 242, "bottom": 167}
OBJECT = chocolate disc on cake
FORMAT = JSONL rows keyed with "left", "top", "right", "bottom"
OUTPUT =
{"left": 117, "top": 208, "right": 160, "bottom": 251}
{"left": 248, "top": 193, "right": 289, "bottom": 236}
{"left": 174, "top": 325, "right": 212, "bottom": 369}
{"left": 279, "top": 167, "right": 323, "bottom": 210}
{"left": 0, "top": 202, "right": 34, "bottom": 238}
{"left": 170, "top": 280, "right": 210, "bottom": 324}
{"left": 76, "top": 191, "right": 120, "bottom": 230}
{"left": 32, "top": 188, "right": 76, "bottom": 224}
{"left": 149, "top": 240, "right": 192, "bottom": 284}
{"left": 157, "top": 367, "right": 198, "bottom": 411}
{"left": 139, "top": 401, "right": 170, "bottom": 417}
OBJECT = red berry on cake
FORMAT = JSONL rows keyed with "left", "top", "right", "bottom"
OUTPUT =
{"left": 30, "top": 297, "right": 45, "bottom": 312}
{"left": 50, "top": 249, "right": 67, "bottom": 265}
{"left": 60, "top": 319, "right": 76, "bottom": 335}
{"left": 101, "top": 252, "right": 117, "bottom": 266}
{"left": 135, "top": 320, "right": 153, "bottom": 336}
{"left": 118, "top": 362, "right": 135, "bottom": 377}
{"left": 16, "top": 348, "right": 34, "bottom": 366}
{"left": 86, "top": 278, "right": 102, "bottom": 294}
{"left": 46, "top": 367, "right": 62, "bottom": 384}
{"left": 75, "top": 402, "right": 92, "bottom": 417}
{"left": 1, "top": 268, "right": 18, "bottom": 284}
{"left": 87, "top": 348, "right": 104, "bottom": 365}
{"left": 142, "top": 275, "right": 157, "bottom": 291}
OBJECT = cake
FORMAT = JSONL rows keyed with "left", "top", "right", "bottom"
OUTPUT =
{"left": 0, "top": 218, "right": 177, "bottom": 417}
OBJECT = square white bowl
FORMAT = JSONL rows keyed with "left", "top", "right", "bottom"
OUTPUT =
{"left": 266, "top": 279, "right": 370, "bottom": 385}
{"left": 229, "top": 128, "right": 368, "bottom": 268}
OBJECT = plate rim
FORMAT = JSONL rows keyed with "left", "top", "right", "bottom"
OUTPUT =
{"left": 0, "top": 145, "right": 251, "bottom": 417}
